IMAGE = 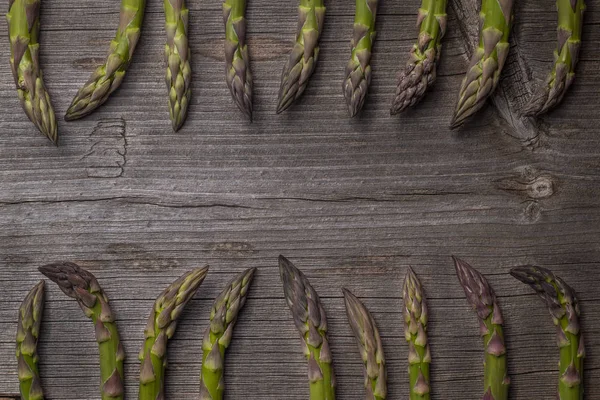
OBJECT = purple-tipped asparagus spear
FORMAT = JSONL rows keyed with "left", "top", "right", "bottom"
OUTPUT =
{"left": 453, "top": 257, "right": 509, "bottom": 400}
{"left": 510, "top": 266, "right": 584, "bottom": 400}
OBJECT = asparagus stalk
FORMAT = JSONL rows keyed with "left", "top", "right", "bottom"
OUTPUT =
{"left": 16, "top": 281, "right": 45, "bottom": 400}
{"left": 390, "top": 0, "right": 447, "bottom": 114}
{"left": 453, "top": 257, "right": 509, "bottom": 400}
{"left": 64, "top": 0, "right": 146, "bottom": 120}
{"left": 342, "top": 0, "right": 378, "bottom": 117}
{"left": 39, "top": 262, "right": 125, "bottom": 400}
{"left": 200, "top": 268, "right": 256, "bottom": 400}
{"left": 139, "top": 266, "right": 209, "bottom": 400}
{"left": 223, "top": 0, "right": 253, "bottom": 119}
{"left": 510, "top": 266, "right": 584, "bottom": 400}
{"left": 163, "top": 0, "right": 191, "bottom": 131}
{"left": 403, "top": 267, "right": 431, "bottom": 400}
{"left": 276, "top": 0, "right": 325, "bottom": 113}
{"left": 450, "top": 0, "right": 513, "bottom": 128}
{"left": 342, "top": 288, "right": 386, "bottom": 400}
{"left": 522, "top": 0, "right": 585, "bottom": 116}
{"left": 7, "top": 0, "right": 57, "bottom": 143}
{"left": 279, "top": 255, "right": 335, "bottom": 400}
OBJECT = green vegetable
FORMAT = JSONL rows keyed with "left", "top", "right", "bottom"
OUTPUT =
{"left": 511, "top": 266, "right": 584, "bottom": 400}
{"left": 200, "top": 268, "right": 256, "bottom": 400}
{"left": 65, "top": 0, "right": 146, "bottom": 120}
{"left": 390, "top": 0, "right": 447, "bottom": 114}
{"left": 16, "top": 281, "right": 45, "bottom": 400}
{"left": 342, "top": 0, "right": 378, "bottom": 117}
{"left": 450, "top": 0, "right": 513, "bottom": 128}
{"left": 342, "top": 288, "right": 386, "bottom": 399}
{"left": 138, "top": 266, "right": 209, "bottom": 400}
{"left": 453, "top": 257, "right": 509, "bottom": 400}
{"left": 7, "top": 0, "right": 57, "bottom": 143}
{"left": 522, "top": 0, "right": 585, "bottom": 116}
{"left": 223, "top": 0, "right": 253, "bottom": 119}
{"left": 40, "top": 262, "right": 125, "bottom": 400}
{"left": 279, "top": 255, "right": 335, "bottom": 400}
{"left": 276, "top": 0, "right": 325, "bottom": 113}
{"left": 403, "top": 267, "right": 431, "bottom": 400}
{"left": 163, "top": 0, "right": 191, "bottom": 130}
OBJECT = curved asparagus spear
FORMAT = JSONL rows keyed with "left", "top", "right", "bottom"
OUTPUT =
{"left": 139, "top": 266, "right": 209, "bottom": 400}
{"left": 200, "top": 268, "right": 256, "bottom": 400}
{"left": 16, "top": 281, "right": 45, "bottom": 400}
{"left": 279, "top": 255, "right": 335, "bottom": 400}
{"left": 403, "top": 267, "right": 431, "bottom": 400}
{"left": 39, "top": 262, "right": 124, "bottom": 400}
{"left": 342, "top": 0, "right": 378, "bottom": 117}
{"left": 522, "top": 0, "right": 585, "bottom": 117}
{"left": 276, "top": 0, "right": 325, "bottom": 113}
{"left": 450, "top": 0, "right": 513, "bottom": 128}
{"left": 390, "top": 0, "right": 447, "bottom": 114}
{"left": 7, "top": 0, "right": 57, "bottom": 143}
{"left": 223, "top": 0, "right": 253, "bottom": 119}
{"left": 64, "top": 0, "right": 146, "bottom": 120}
{"left": 453, "top": 257, "right": 509, "bottom": 400}
{"left": 510, "top": 266, "right": 584, "bottom": 400}
{"left": 342, "top": 288, "right": 386, "bottom": 400}
{"left": 163, "top": 0, "right": 191, "bottom": 131}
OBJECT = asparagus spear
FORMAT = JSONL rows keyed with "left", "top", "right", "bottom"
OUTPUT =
{"left": 510, "top": 266, "right": 584, "bottom": 400}
{"left": 64, "top": 0, "right": 146, "bottom": 120}
{"left": 403, "top": 267, "right": 431, "bottom": 400}
{"left": 453, "top": 257, "right": 509, "bottom": 400}
{"left": 163, "top": 0, "right": 191, "bottom": 131}
{"left": 276, "top": 0, "right": 325, "bottom": 113}
{"left": 279, "top": 255, "right": 335, "bottom": 400}
{"left": 450, "top": 0, "right": 513, "bottom": 128}
{"left": 223, "top": 0, "right": 253, "bottom": 119}
{"left": 342, "top": 0, "right": 378, "bottom": 117}
{"left": 522, "top": 0, "right": 585, "bottom": 116}
{"left": 16, "top": 281, "right": 45, "bottom": 400}
{"left": 7, "top": 0, "right": 57, "bottom": 143}
{"left": 39, "top": 262, "right": 125, "bottom": 400}
{"left": 390, "top": 0, "right": 447, "bottom": 114}
{"left": 139, "top": 266, "right": 209, "bottom": 400}
{"left": 200, "top": 268, "right": 256, "bottom": 400}
{"left": 342, "top": 288, "right": 386, "bottom": 400}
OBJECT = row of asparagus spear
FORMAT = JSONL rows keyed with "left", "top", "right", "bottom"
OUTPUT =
{"left": 9, "top": 0, "right": 585, "bottom": 143}
{"left": 17, "top": 256, "right": 584, "bottom": 399}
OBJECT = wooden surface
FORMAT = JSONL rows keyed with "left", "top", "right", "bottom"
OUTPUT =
{"left": 0, "top": 0, "right": 599, "bottom": 397}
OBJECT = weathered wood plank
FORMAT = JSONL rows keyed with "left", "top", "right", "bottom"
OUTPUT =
{"left": 0, "top": 0, "right": 599, "bottom": 398}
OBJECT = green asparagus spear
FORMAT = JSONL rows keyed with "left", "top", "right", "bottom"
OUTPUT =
{"left": 453, "top": 257, "right": 509, "bottom": 400}
{"left": 342, "top": 0, "right": 378, "bottom": 117}
{"left": 163, "top": 0, "right": 191, "bottom": 131}
{"left": 39, "top": 262, "right": 125, "bottom": 400}
{"left": 139, "top": 266, "right": 209, "bottom": 400}
{"left": 342, "top": 288, "right": 386, "bottom": 400}
{"left": 276, "top": 0, "right": 325, "bottom": 113}
{"left": 16, "top": 281, "right": 45, "bottom": 400}
{"left": 279, "top": 255, "right": 335, "bottom": 400}
{"left": 510, "top": 266, "right": 584, "bottom": 400}
{"left": 390, "top": 0, "right": 447, "bottom": 114}
{"left": 7, "top": 0, "right": 57, "bottom": 143}
{"left": 200, "top": 268, "right": 256, "bottom": 400}
{"left": 450, "top": 0, "right": 513, "bottom": 128}
{"left": 522, "top": 0, "right": 585, "bottom": 116}
{"left": 403, "top": 267, "right": 431, "bottom": 400}
{"left": 223, "top": 0, "right": 252, "bottom": 119}
{"left": 64, "top": 0, "right": 146, "bottom": 120}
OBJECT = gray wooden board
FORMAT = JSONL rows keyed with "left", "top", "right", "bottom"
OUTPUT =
{"left": 0, "top": 0, "right": 599, "bottom": 397}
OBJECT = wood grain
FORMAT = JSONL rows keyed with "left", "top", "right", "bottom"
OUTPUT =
{"left": 0, "top": 0, "right": 599, "bottom": 398}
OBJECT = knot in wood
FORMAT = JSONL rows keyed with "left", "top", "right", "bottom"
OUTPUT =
{"left": 526, "top": 176, "right": 554, "bottom": 199}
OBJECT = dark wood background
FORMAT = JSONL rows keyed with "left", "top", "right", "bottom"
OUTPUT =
{"left": 0, "top": 0, "right": 599, "bottom": 397}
